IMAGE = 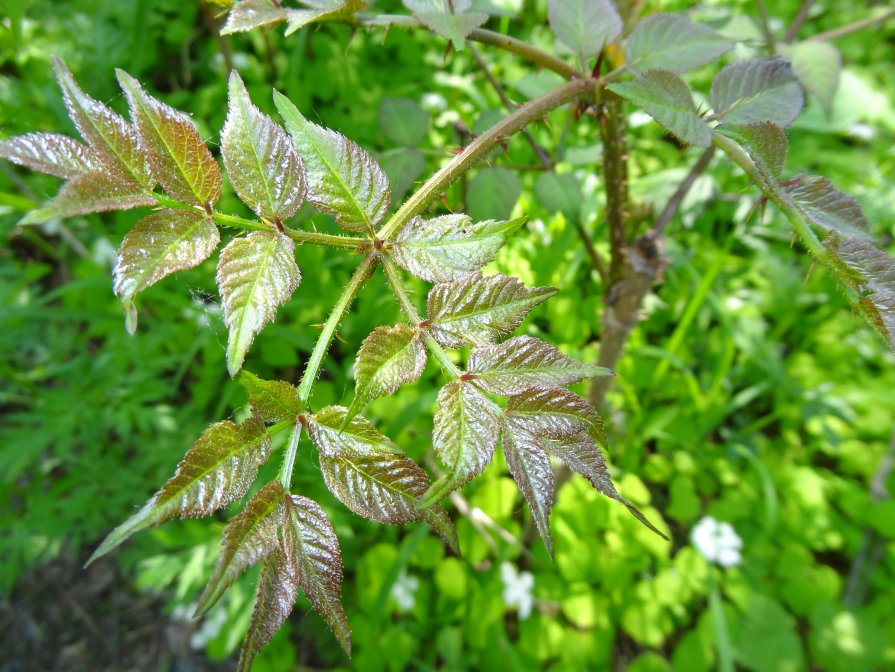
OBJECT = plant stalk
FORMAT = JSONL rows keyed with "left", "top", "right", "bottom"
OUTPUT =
{"left": 278, "top": 422, "right": 302, "bottom": 488}
{"left": 806, "top": 9, "right": 895, "bottom": 42}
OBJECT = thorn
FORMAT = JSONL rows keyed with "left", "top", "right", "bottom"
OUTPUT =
{"left": 449, "top": 147, "right": 465, "bottom": 155}
{"left": 443, "top": 41, "right": 454, "bottom": 64}
{"left": 592, "top": 48, "right": 605, "bottom": 79}
{"left": 274, "top": 219, "right": 285, "bottom": 233}
{"left": 439, "top": 193, "right": 453, "bottom": 212}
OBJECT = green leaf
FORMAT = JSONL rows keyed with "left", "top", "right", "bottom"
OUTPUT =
{"left": 506, "top": 387, "right": 606, "bottom": 447}
{"left": 308, "top": 405, "right": 402, "bottom": 456}
{"left": 402, "top": 0, "right": 488, "bottom": 50}
{"left": 535, "top": 171, "right": 583, "bottom": 224}
{"left": 274, "top": 90, "right": 389, "bottom": 233}
{"left": 715, "top": 122, "right": 788, "bottom": 181}
{"left": 379, "top": 147, "right": 425, "bottom": 208}
{"left": 0, "top": 132, "right": 102, "bottom": 179}
{"left": 53, "top": 57, "right": 153, "bottom": 188}
{"left": 18, "top": 171, "right": 156, "bottom": 225}
{"left": 282, "top": 495, "right": 351, "bottom": 655}
{"left": 711, "top": 57, "right": 804, "bottom": 127}
{"left": 196, "top": 480, "right": 287, "bottom": 615}
{"left": 547, "top": 0, "right": 622, "bottom": 58}
{"left": 349, "top": 325, "right": 426, "bottom": 420}
{"left": 427, "top": 273, "right": 557, "bottom": 348}
{"left": 785, "top": 176, "right": 871, "bottom": 240}
{"left": 467, "top": 166, "right": 521, "bottom": 221}
{"left": 222, "top": 72, "right": 306, "bottom": 222}
{"left": 284, "top": 0, "right": 369, "bottom": 36}
{"left": 238, "top": 548, "right": 297, "bottom": 672}
{"left": 608, "top": 70, "right": 712, "bottom": 147}
{"left": 117, "top": 70, "right": 222, "bottom": 207}
{"left": 625, "top": 13, "right": 734, "bottom": 75}
{"left": 319, "top": 450, "right": 459, "bottom": 552}
{"left": 501, "top": 417, "right": 555, "bottom": 558}
{"left": 378, "top": 98, "right": 429, "bottom": 147}
{"left": 467, "top": 335, "right": 613, "bottom": 395}
{"left": 217, "top": 231, "right": 301, "bottom": 376}
{"left": 778, "top": 41, "right": 841, "bottom": 117}
{"left": 86, "top": 418, "right": 271, "bottom": 564}
{"left": 237, "top": 371, "right": 301, "bottom": 423}
{"left": 391, "top": 214, "right": 524, "bottom": 283}
{"left": 222, "top": 0, "right": 287, "bottom": 35}
{"left": 113, "top": 208, "right": 219, "bottom": 334}
{"left": 421, "top": 379, "right": 499, "bottom": 507}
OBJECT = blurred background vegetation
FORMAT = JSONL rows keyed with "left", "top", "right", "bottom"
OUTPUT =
{"left": 1, "top": 0, "right": 894, "bottom": 670}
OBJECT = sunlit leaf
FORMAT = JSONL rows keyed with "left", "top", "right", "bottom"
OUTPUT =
{"left": 283, "top": 495, "right": 351, "bottom": 654}
{"left": 196, "top": 480, "right": 286, "bottom": 615}
{"left": 308, "top": 405, "right": 402, "bottom": 456}
{"left": 502, "top": 417, "right": 555, "bottom": 558}
{"left": 0, "top": 133, "right": 102, "bottom": 179}
{"left": 274, "top": 91, "right": 389, "bottom": 233}
{"left": 217, "top": 231, "right": 301, "bottom": 376}
{"left": 87, "top": 418, "right": 271, "bottom": 564}
{"left": 421, "top": 379, "right": 499, "bottom": 507}
{"left": 548, "top": 0, "right": 621, "bottom": 58}
{"left": 608, "top": 70, "right": 712, "bottom": 147}
{"left": 625, "top": 13, "right": 733, "bottom": 74}
{"left": 427, "top": 273, "right": 556, "bottom": 348}
{"left": 222, "top": 72, "right": 306, "bottom": 222}
{"left": 114, "top": 208, "right": 219, "bottom": 334}
{"left": 349, "top": 325, "right": 426, "bottom": 420}
{"left": 238, "top": 548, "right": 297, "bottom": 672}
{"left": 237, "top": 371, "right": 301, "bottom": 424}
{"left": 711, "top": 57, "right": 803, "bottom": 127}
{"left": 467, "top": 335, "right": 612, "bottom": 395}
{"left": 391, "top": 214, "right": 524, "bottom": 282}
{"left": 715, "top": 122, "right": 788, "bottom": 181}
{"left": 785, "top": 176, "right": 871, "bottom": 240}
{"left": 506, "top": 387, "right": 606, "bottom": 447}
{"left": 402, "top": 0, "right": 488, "bottom": 50}
{"left": 117, "top": 69, "right": 222, "bottom": 207}
{"left": 778, "top": 41, "right": 841, "bottom": 117}
{"left": 222, "top": 0, "right": 287, "bottom": 35}
{"left": 284, "top": 0, "right": 369, "bottom": 36}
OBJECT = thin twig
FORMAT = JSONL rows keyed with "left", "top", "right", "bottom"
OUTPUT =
{"left": 784, "top": 0, "right": 815, "bottom": 42}
{"left": 649, "top": 147, "right": 716, "bottom": 239}
{"left": 806, "top": 9, "right": 895, "bottom": 42}
{"left": 755, "top": 0, "right": 778, "bottom": 49}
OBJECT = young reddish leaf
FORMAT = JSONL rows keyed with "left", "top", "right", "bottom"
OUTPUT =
{"left": 53, "top": 57, "right": 154, "bottom": 188}
{"left": 319, "top": 451, "right": 459, "bottom": 552}
{"left": 715, "top": 122, "right": 788, "bottom": 182}
{"left": 778, "top": 41, "right": 842, "bottom": 117}
{"left": 237, "top": 371, "right": 301, "bottom": 424}
{"left": 427, "top": 273, "right": 557, "bottom": 348}
{"left": 87, "top": 418, "right": 271, "bottom": 564}
{"left": 196, "top": 480, "right": 287, "bottom": 616}
{"left": 0, "top": 133, "right": 102, "bottom": 178}
{"left": 467, "top": 336, "right": 612, "bottom": 396}
{"left": 117, "top": 69, "right": 222, "bottom": 208}
{"left": 284, "top": 0, "right": 369, "bottom": 36}
{"left": 308, "top": 406, "right": 402, "bottom": 456}
{"left": 238, "top": 547, "right": 297, "bottom": 672}
{"left": 506, "top": 387, "right": 606, "bottom": 448}
{"left": 785, "top": 176, "right": 872, "bottom": 240}
{"left": 402, "top": 0, "right": 488, "bottom": 50}
{"left": 349, "top": 324, "right": 426, "bottom": 420}
{"left": 711, "top": 57, "right": 804, "bottom": 128}
{"left": 547, "top": 0, "right": 622, "bottom": 58}
{"left": 217, "top": 231, "right": 301, "bottom": 376}
{"left": 607, "top": 70, "right": 712, "bottom": 147}
{"left": 502, "top": 417, "right": 555, "bottom": 558}
{"left": 222, "top": 72, "right": 306, "bottom": 222}
{"left": 421, "top": 379, "right": 499, "bottom": 507}
{"left": 274, "top": 91, "right": 389, "bottom": 233}
{"left": 282, "top": 495, "right": 351, "bottom": 654}
{"left": 222, "top": 0, "right": 287, "bottom": 35}
{"left": 391, "top": 215, "right": 525, "bottom": 282}
{"left": 19, "top": 171, "right": 156, "bottom": 225}
{"left": 113, "top": 208, "right": 220, "bottom": 334}
{"left": 625, "top": 14, "right": 733, "bottom": 75}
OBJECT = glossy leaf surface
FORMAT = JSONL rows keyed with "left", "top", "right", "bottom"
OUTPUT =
{"left": 308, "top": 406, "right": 402, "bottom": 456}
{"left": 237, "top": 372, "right": 301, "bottom": 424}
{"left": 350, "top": 325, "right": 426, "bottom": 419}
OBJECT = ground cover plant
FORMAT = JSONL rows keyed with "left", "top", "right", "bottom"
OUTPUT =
{"left": 1, "top": 1, "right": 894, "bottom": 670}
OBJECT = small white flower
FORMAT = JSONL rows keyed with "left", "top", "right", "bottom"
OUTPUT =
{"left": 691, "top": 516, "right": 743, "bottom": 568}
{"left": 92, "top": 237, "right": 118, "bottom": 269}
{"left": 390, "top": 570, "right": 419, "bottom": 613}
{"left": 421, "top": 93, "right": 447, "bottom": 113}
{"left": 500, "top": 562, "right": 535, "bottom": 619}
{"left": 846, "top": 123, "right": 874, "bottom": 141}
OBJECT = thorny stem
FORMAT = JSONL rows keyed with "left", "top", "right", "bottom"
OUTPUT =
{"left": 805, "top": 9, "right": 895, "bottom": 42}
{"left": 784, "top": 0, "right": 815, "bottom": 42}
{"left": 599, "top": 91, "right": 631, "bottom": 286}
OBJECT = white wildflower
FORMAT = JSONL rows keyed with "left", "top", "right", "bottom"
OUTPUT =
{"left": 500, "top": 562, "right": 534, "bottom": 619}
{"left": 390, "top": 570, "right": 419, "bottom": 613}
{"left": 92, "top": 237, "right": 118, "bottom": 270}
{"left": 421, "top": 93, "right": 447, "bottom": 113}
{"left": 691, "top": 516, "right": 743, "bottom": 568}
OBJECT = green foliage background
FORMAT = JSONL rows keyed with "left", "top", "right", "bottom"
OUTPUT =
{"left": 1, "top": 0, "right": 894, "bottom": 670}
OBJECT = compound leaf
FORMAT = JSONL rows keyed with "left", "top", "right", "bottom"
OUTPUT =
{"left": 506, "top": 387, "right": 606, "bottom": 447}
{"left": 217, "top": 231, "right": 301, "bottom": 376}
{"left": 117, "top": 69, "right": 222, "bottom": 207}
{"left": 350, "top": 325, "right": 426, "bottom": 420}
{"left": 274, "top": 91, "right": 389, "bottom": 233}
{"left": 87, "top": 418, "right": 271, "bottom": 564}
{"left": 785, "top": 176, "right": 871, "bottom": 240}
{"left": 114, "top": 208, "right": 220, "bottom": 334}
{"left": 427, "top": 273, "right": 557, "bottom": 348}
{"left": 548, "top": 0, "right": 622, "bottom": 58}
{"left": 391, "top": 214, "right": 524, "bottom": 282}
{"left": 238, "top": 548, "right": 297, "bottom": 672}
{"left": 223, "top": 72, "right": 306, "bottom": 221}
{"left": 402, "top": 0, "right": 488, "bottom": 50}
{"left": 0, "top": 132, "right": 102, "bottom": 179}
{"left": 467, "top": 336, "right": 612, "bottom": 395}
{"left": 222, "top": 0, "right": 287, "bottom": 34}
{"left": 608, "top": 69, "right": 712, "bottom": 147}
{"left": 308, "top": 406, "right": 402, "bottom": 456}
{"left": 625, "top": 13, "right": 733, "bottom": 74}
{"left": 237, "top": 371, "right": 301, "bottom": 424}
{"left": 711, "top": 57, "right": 803, "bottom": 127}
{"left": 282, "top": 495, "right": 351, "bottom": 654}
{"left": 196, "top": 480, "right": 287, "bottom": 616}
